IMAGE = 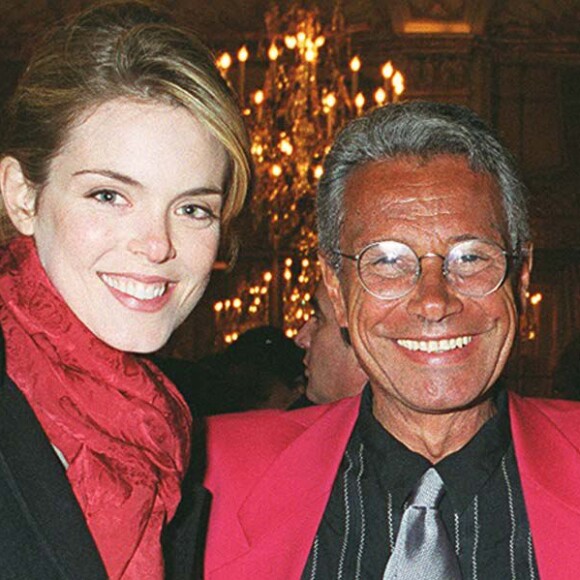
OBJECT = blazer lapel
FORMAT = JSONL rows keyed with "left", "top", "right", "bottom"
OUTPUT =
{"left": 510, "top": 392, "right": 580, "bottom": 578}
{"left": 213, "top": 396, "right": 362, "bottom": 578}
{"left": 0, "top": 376, "right": 107, "bottom": 579}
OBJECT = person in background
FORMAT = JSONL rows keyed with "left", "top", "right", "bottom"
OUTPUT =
{"left": 0, "top": 2, "right": 251, "bottom": 578}
{"left": 552, "top": 332, "right": 580, "bottom": 399}
{"left": 181, "top": 326, "right": 306, "bottom": 414}
{"left": 294, "top": 282, "right": 367, "bottom": 405}
{"left": 204, "top": 101, "right": 580, "bottom": 579}
{"left": 223, "top": 326, "right": 305, "bottom": 410}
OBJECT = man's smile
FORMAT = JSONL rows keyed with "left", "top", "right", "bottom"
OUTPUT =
{"left": 396, "top": 335, "right": 473, "bottom": 353}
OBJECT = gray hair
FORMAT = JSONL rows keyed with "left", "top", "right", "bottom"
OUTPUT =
{"left": 317, "top": 101, "right": 530, "bottom": 273}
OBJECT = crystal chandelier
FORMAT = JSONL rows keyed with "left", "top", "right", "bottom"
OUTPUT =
{"left": 213, "top": 2, "right": 405, "bottom": 346}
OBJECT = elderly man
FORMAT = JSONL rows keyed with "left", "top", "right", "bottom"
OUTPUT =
{"left": 204, "top": 102, "right": 580, "bottom": 579}
{"left": 294, "top": 282, "right": 367, "bottom": 404}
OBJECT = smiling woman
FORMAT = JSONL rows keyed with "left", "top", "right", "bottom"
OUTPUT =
{"left": 0, "top": 2, "right": 251, "bottom": 579}
{"left": 11, "top": 99, "right": 229, "bottom": 353}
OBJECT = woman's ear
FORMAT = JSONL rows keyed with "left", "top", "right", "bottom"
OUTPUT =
{"left": 0, "top": 156, "right": 38, "bottom": 235}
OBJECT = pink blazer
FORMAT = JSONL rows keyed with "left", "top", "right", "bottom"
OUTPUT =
{"left": 205, "top": 392, "right": 580, "bottom": 579}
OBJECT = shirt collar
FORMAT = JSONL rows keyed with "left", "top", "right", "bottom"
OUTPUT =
{"left": 355, "top": 384, "right": 511, "bottom": 513}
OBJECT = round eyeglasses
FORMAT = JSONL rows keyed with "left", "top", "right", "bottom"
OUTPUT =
{"left": 337, "top": 239, "right": 511, "bottom": 300}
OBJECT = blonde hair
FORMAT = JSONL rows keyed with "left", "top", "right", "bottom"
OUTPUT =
{"left": 2, "top": 1, "right": 252, "bottom": 250}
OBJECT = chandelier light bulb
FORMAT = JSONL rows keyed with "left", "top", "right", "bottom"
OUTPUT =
{"left": 268, "top": 43, "right": 279, "bottom": 61}
{"left": 217, "top": 52, "right": 232, "bottom": 70}
{"left": 284, "top": 35, "right": 297, "bottom": 49}
{"left": 350, "top": 56, "right": 361, "bottom": 72}
{"left": 237, "top": 45, "right": 249, "bottom": 62}
{"left": 253, "top": 90, "right": 265, "bottom": 105}
{"left": 280, "top": 138, "right": 293, "bottom": 155}
{"left": 374, "top": 87, "right": 387, "bottom": 105}
{"left": 323, "top": 92, "right": 337, "bottom": 109}
{"left": 382, "top": 61, "right": 394, "bottom": 79}
{"left": 392, "top": 71, "right": 404, "bottom": 90}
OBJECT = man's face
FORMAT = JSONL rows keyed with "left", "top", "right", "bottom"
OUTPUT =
{"left": 322, "top": 155, "right": 530, "bottom": 415}
{"left": 295, "top": 284, "right": 366, "bottom": 404}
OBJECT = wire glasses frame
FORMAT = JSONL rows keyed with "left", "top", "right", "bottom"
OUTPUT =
{"left": 336, "top": 238, "right": 512, "bottom": 300}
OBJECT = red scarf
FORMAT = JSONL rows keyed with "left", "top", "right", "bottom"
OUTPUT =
{"left": 0, "top": 236, "right": 192, "bottom": 579}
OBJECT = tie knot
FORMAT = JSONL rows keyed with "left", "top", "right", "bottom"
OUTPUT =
{"left": 409, "top": 467, "right": 445, "bottom": 508}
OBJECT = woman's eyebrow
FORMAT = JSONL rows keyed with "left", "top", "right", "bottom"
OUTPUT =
{"left": 72, "top": 168, "right": 141, "bottom": 186}
{"left": 73, "top": 168, "right": 224, "bottom": 195}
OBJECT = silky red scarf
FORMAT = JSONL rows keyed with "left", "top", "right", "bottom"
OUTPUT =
{"left": 0, "top": 236, "right": 192, "bottom": 579}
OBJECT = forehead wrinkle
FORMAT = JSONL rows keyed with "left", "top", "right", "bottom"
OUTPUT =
{"left": 341, "top": 156, "right": 509, "bottom": 252}
{"left": 345, "top": 194, "right": 456, "bottom": 247}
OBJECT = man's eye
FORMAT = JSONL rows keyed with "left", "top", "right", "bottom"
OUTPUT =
{"left": 366, "top": 254, "right": 414, "bottom": 276}
{"left": 458, "top": 253, "right": 486, "bottom": 263}
{"left": 90, "top": 189, "right": 126, "bottom": 205}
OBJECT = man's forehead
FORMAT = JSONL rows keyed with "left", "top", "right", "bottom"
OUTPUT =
{"left": 340, "top": 155, "right": 506, "bottom": 245}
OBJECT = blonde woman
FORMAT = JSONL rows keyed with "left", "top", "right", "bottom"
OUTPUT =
{"left": 0, "top": 2, "right": 251, "bottom": 578}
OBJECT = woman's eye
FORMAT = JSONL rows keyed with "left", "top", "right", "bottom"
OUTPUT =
{"left": 90, "top": 189, "right": 126, "bottom": 205}
{"left": 177, "top": 204, "right": 218, "bottom": 222}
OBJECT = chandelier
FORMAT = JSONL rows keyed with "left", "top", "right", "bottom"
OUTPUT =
{"left": 213, "top": 2, "right": 405, "bottom": 346}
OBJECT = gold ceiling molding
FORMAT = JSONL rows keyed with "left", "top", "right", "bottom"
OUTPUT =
{"left": 381, "top": 0, "right": 495, "bottom": 36}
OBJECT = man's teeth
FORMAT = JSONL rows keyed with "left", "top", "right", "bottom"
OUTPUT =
{"left": 396, "top": 336, "right": 473, "bottom": 353}
{"left": 101, "top": 274, "right": 167, "bottom": 300}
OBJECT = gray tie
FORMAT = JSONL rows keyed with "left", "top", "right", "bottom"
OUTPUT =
{"left": 383, "top": 467, "right": 462, "bottom": 580}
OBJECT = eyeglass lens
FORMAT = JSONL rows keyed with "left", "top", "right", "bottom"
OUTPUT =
{"left": 357, "top": 239, "right": 507, "bottom": 299}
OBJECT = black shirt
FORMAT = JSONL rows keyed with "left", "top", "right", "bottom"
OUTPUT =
{"left": 302, "top": 386, "right": 539, "bottom": 579}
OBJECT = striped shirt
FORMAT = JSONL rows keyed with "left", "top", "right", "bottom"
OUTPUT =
{"left": 302, "top": 387, "right": 538, "bottom": 579}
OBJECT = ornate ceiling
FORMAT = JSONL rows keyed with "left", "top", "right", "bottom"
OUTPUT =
{"left": 1, "top": 0, "right": 580, "bottom": 59}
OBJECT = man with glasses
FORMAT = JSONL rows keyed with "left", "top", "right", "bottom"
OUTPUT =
{"left": 204, "top": 102, "right": 580, "bottom": 579}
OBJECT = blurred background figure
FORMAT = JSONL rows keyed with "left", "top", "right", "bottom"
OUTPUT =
{"left": 294, "top": 283, "right": 367, "bottom": 405}
{"left": 223, "top": 326, "right": 306, "bottom": 410}
{"left": 552, "top": 332, "right": 580, "bottom": 400}
{"left": 155, "top": 326, "right": 305, "bottom": 414}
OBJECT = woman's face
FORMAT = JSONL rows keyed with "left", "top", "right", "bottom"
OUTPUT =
{"left": 26, "top": 98, "right": 228, "bottom": 352}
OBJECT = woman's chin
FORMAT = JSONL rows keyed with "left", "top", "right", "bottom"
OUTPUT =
{"left": 94, "top": 328, "right": 171, "bottom": 354}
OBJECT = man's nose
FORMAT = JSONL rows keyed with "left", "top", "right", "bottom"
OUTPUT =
{"left": 405, "top": 257, "right": 463, "bottom": 322}
{"left": 295, "top": 318, "right": 314, "bottom": 350}
{"left": 127, "top": 215, "right": 176, "bottom": 264}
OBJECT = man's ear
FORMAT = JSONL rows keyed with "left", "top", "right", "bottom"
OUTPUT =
{"left": 0, "top": 156, "right": 38, "bottom": 236}
{"left": 518, "top": 243, "right": 533, "bottom": 314}
{"left": 319, "top": 252, "right": 348, "bottom": 327}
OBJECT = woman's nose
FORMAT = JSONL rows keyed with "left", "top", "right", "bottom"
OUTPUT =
{"left": 127, "top": 216, "right": 176, "bottom": 264}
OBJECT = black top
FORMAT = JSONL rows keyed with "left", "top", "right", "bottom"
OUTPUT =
{"left": 302, "top": 386, "right": 539, "bottom": 579}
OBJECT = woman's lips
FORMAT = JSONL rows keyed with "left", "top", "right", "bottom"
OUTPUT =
{"left": 99, "top": 272, "right": 174, "bottom": 312}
